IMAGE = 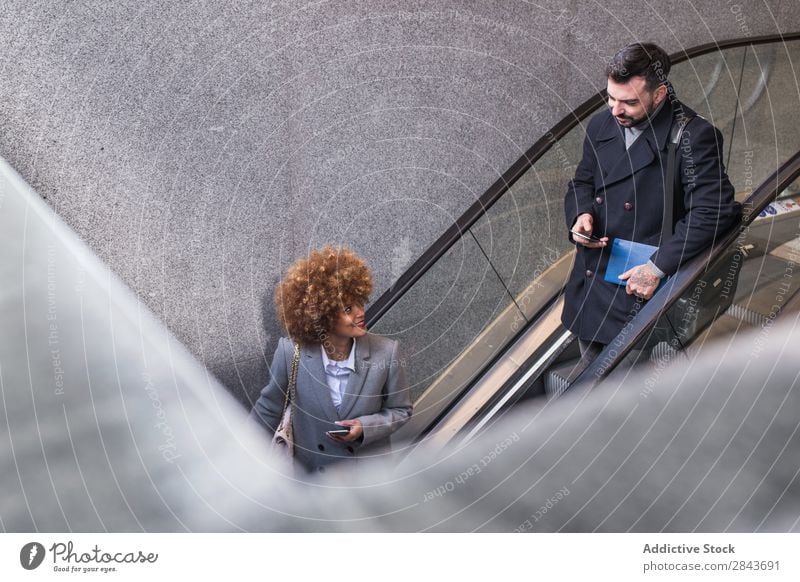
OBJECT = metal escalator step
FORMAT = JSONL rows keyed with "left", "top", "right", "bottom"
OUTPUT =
{"left": 725, "top": 303, "right": 769, "bottom": 327}
{"left": 649, "top": 341, "right": 682, "bottom": 363}
{"left": 547, "top": 344, "right": 686, "bottom": 399}
{"left": 545, "top": 358, "right": 584, "bottom": 399}
{"left": 692, "top": 313, "right": 753, "bottom": 347}
{"left": 545, "top": 371, "right": 569, "bottom": 399}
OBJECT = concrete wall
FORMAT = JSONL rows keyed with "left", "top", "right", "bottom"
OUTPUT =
{"left": 1, "top": 0, "right": 797, "bottom": 405}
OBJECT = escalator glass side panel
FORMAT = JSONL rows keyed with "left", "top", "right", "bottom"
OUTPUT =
{"left": 726, "top": 41, "right": 800, "bottom": 198}
{"left": 469, "top": 123, "right": 585, "bottom": 300}
{"left": 466, "top": 40, "right": 800, "bottom": 362}
{"left": 670, "top": 46, "right": 746, "bottom": 166}
{"left": 397, "top": 297, "right": 571, "bottom": 459}
{"left": 581, "top": 155, "right": 800, "bottom": 384}
{"left": 391, "top": 255, "right": 573, "bottom": 444}
{"left": 687, "top": 175, "right": 800, "bottom": 351}
{"left": 370, "top": 233, "right": 521, "bottom": 403}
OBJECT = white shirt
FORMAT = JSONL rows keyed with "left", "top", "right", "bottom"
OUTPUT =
{"left": 320, "top": 342, "right": 356, "bottom": 410}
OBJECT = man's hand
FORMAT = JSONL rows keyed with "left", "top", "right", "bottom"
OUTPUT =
{"left": 619, "top": 264, "right": 660, "bottom": 300}
{"left": 571, "top": 213, "right": 608, "bottom": 248}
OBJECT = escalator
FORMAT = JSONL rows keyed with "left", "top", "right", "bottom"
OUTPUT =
{"left": 433, "top": 151, "right": 800, "bottom": 456}
{"left": 363, "top": 34, "right": 800, "bottom": 456}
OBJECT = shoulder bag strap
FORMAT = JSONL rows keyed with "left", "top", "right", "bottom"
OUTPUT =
{"left": 661, "top": 114, "right": 696, "bottom": 242}
{"left": 661, "top": 114, "right": 696, "bottom": 352}
{"left": 279, "top": 343, "right": 301, "bottom": 415}
{"left": 288, "top": 343, "right": 300, "bottom": 404}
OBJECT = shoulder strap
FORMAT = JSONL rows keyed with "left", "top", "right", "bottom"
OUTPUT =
{"left": 661, "top": 114, "right": 696, "bottom": 242}
{"left": 288, "top": 342, "right": 300, "bottom": 401}
{"left": 279, "top": 343, "right": 301, "bottom": 414}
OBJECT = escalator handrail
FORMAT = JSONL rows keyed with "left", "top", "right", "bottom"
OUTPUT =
{"left": 365, "top": 31, "right": 800, "bottom": 327}
{"left": 575, "top": 150, "right": 800, "bottom": 386}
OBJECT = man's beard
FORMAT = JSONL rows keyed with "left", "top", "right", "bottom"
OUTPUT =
{"left": 615, "top": 101, "right": 658, "bottom": 127}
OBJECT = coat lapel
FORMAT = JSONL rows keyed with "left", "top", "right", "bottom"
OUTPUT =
{"left": 597, "top": 99, "right": 674, "bottom": 188}
{"left": 338, "top": 334, "right": 371, "bottom": 420}
{"left": 642, "top": 96, "right": 675, "bottom": 154}
{"left": 593, "top": 113, "right": 627, "bottom": 184}
{"left": 302, "top": 343, "right": 340, "bottom": 421}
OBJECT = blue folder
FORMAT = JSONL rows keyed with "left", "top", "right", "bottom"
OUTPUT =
{"left": 604, "top": 238, "right": 662, "bottom": 287}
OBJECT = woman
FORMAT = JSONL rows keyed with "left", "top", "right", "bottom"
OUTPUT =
{"left": 249, "top": 246, "right": 412, "bottom": 474}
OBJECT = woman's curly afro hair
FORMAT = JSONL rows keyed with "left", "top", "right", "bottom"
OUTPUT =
{"left": 275, "top": 246, "right": 373, "bottom": 345}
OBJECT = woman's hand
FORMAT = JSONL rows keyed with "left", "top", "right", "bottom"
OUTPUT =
{"left": 328, "top": 419, "right": 363, "bottom": 443}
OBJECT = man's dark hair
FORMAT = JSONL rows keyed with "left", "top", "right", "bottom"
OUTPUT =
{"left": 606, "top": 43, "right": 671, "bottom": 91}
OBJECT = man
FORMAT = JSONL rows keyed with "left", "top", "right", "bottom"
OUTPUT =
{"left": 561, "top": 42, "right": 740, "bottom": 365}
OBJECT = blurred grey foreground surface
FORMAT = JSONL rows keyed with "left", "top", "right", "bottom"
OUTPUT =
{"left": 1, "top": 156, "right": 799, "bottom": 532}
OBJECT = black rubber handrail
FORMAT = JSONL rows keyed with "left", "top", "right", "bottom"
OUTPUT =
{"left": 366, "top": 32, "right": 800, "bottom": 326}
{"left": 576, "top": 149, "right": 800, "bottom": 386}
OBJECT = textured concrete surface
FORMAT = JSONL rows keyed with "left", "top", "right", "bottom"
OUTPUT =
{"left": 0, "top": 1, "right": 797, "bottom": 404}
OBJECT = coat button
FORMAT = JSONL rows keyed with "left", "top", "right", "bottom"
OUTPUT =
{"left": 585, "top": 269, "right": 593, "bottom": 277}
{"left": 317, "top": 444, "right": 325, "bottom": 451}
{"left": 346, "top": 446, "right": 355, "bottom": 454}
{"left": 624, "top": 202, "right": 633, "bottom": 211}
{"left": 318, "top": 466, "right": 326, "bottom": 473}
{"left": 595, "top": 196, "right": 604, "bottom": 205}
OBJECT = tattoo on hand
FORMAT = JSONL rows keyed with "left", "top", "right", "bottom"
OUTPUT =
{"left": 630, "top": 268, "right": 658, "bottom": 287}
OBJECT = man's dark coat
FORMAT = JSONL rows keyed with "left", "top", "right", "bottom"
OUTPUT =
{"left": 561, "top": 96, "right": 740, "bottom": 344}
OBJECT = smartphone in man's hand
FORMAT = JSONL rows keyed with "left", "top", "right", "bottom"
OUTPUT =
{"left": 571, "top": 230, "right": 603, "bottom": 243}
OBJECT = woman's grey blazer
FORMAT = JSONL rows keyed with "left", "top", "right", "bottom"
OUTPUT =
{"left": 249, "top": 334, "right": 413, "bottom": 474}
